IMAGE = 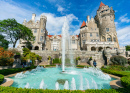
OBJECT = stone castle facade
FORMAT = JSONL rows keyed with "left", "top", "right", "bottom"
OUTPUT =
{"left": 18, "top": 2, "right": 119, "bottom": 52}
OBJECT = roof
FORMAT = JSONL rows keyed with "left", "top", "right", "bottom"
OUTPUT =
{"left": 48, "top": 35, "right": 53, "bottom": 38}
{"left": 99, "top": 2, "right": 105, "bottom": 8}
{"left": 80, "top": 21, "right": 86, "bottom": 28}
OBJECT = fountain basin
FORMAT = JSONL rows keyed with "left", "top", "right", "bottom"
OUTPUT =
{"left": 9, "top": 67, "right": 115, "bottom": 90}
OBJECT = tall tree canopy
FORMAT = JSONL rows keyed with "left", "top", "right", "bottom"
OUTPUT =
{"left": 126, "top": 45, "right": 130, "bottom": 51}
{"left": 0, "top": 18, "right": 34, "bottom": 48}
{"left": 0, "top": 34, "right": 9, "bottom": 49}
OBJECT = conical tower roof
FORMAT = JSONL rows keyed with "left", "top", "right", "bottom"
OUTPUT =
{"left": 80, "top": 21, "right": 86, "bottom": 28}
{"left": 99, "top": 1, "right": 105, "bottom": 8}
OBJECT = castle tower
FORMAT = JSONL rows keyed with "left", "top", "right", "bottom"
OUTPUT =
{"left": 95, "top": 2, "right": 119, "bottom": 49}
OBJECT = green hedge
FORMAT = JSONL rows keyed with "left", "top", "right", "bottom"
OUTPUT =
{"left": 101, "top": 68, "right": 130, "bottom": 89}
{"left": 0, "top": 74, "right": 4, "bottom": 84}
{"left": 121, "top": 76, "right": 130, "bottom": 88}
{"left": 0, "top": 86, "right": 130, "bottom": 93}
{"left": 0, "top": 66, "right": 36, "bottom": 76}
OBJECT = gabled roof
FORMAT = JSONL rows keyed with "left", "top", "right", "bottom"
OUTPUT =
{"left": 99, "top": 1, "right": 105, "bottom": 8}
{"left": 80, "top": 21, "right": 86, "bottom": 28}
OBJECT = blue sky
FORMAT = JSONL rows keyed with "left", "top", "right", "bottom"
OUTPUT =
{"left": 0, "top": 0, "right": 130, "bottom": 47}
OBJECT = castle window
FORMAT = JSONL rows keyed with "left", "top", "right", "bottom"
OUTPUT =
{"left": 96, "top": 33, "right": 99, "bottom": 37}
{"left": 40, "top": 36, "right": 44, "bottom": 41}
{"left": 72, "top": 40, "right": 75, "bottom": 44}
{"left": 90, "top": 33, "right": 92, "bottom": 37}
{"left": 107, "top": 38, "right": 112, "bottom": 42}
{"left": 106, "top": 28, "right": 109, "bottom": 32}
{"left": 95, "top": 28, "right": 96, "bottom": 30}
{"left": 91, "top": 28, "right": 93, "bottom": 30}
{"left": 34, "top": 29, "right": 37, "bottom": 33}
{"left": 113, "top": 38, "right": 116, "bottom": 42}
{"left": 82, "top": 40, "right": 86, "bottom": 45}
{"left": 82, "top": 34, "right": 83, "bottom": 37}
{"left": 41, "top": 29, "right": 43, "bottom": 33}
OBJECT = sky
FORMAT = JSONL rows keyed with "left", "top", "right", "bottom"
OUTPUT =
{"left": 0, "top": 0, "right": 130, "bottom": 47}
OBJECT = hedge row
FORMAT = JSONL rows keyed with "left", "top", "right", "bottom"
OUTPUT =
{"left": 101, "top": 68, "right": 130, "bottom": 89}
{"left": 0, "top": 86, "right": 129, "bottom": 93}
{"left": 0, "top": 74, "right": 4, "bottom": 84}
{"left": 0, "top": 66, "right": 36, "bottom": 76}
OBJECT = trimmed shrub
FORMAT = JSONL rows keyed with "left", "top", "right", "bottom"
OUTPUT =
{"left": 53, "top": 58, "right": 61, "bottom": 64}
{"left": 121, "top": 76, "right": 130, "bottom": 88}
{"left": 0, "top": 66, "right": 36, "bottom": 76}
{"left": 110, "top": 56, "right": 128, "bottom": 66}
{"left": 0, "top": 74, "right": 4, "bottom": 84}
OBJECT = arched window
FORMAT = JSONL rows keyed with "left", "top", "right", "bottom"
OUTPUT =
{"left": 91, "top": 47, "right": 96, "bottom": 51}
{"left": 34, "top": 46, "right": 39, "bottom": 50}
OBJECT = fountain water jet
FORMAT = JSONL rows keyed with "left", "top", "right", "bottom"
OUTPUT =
{"left": 85, "top": 78, "right": 90, "bottom": 89}
{"left": 79, "top": 75, "right": 83, "bottom": 90}
{"left": 40, "top": 79, "right": 44, "bottom": 89}
{"left": 55, "top": 82, "right": 59, "bottom": 90}
{"left": 61, "top": 17, "right": 69, "bottom": 72}
{"left": 71, "top": 78, "right": 76, "bottom": 90}
{"left": 64, "top": 80, "right": 69, "bottom": 90}
{"left": 25, "top": 82, "right": 30, "bottom": 88}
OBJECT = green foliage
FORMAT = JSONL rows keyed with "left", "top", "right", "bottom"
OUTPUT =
{"left": 48, "top": 56, "right": 51, "bottom": 60}
{"left": 0, "top": 86, "right": 130, "bottom": 93}
{"left": 89, "top": 57, "right": 92, "bottom": 60}
{"left": 25, "top": 41, "right": 33, "bottom": 50}
{"left": 0, "top": 18, "right": 34, "bottom": 48}
{"left": 101, "top": 67, "right": 130, "bottom": 90}
{"left": 53, "top": 58, "right": 61, "bottom": 64}
{"left": 76, "top": 57, "right": 81, "bottom": 61}
{"left": 0, "top": 74, "right": 4, "bottom": 84}
{"left": 0, "top": 34, "right": 9, "bottom": 49}
{"left": 125, "top": 45, "right": 130, "bottom": 51}
{"left": 110, "top": 56, "right": 128, "bottom": 66}
{"left": 22, "top": 48, "right": 42, "bottom": 65}
{"left": 121, "top": 76, "right": 130, "bottom": 88}
{"left": 0, "top": 66, "right": 36, "bottom": 76}
{"left": 103, "top": 65, "right": 130, "bottom": 71}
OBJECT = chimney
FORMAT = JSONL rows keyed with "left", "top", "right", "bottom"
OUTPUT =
{"left": 87, "top": 16, "right": 90, "bottom": 22}
{"left": 32, "top": 13, "right": 36, "bottom": 22}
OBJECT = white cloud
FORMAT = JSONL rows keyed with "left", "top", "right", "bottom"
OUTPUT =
{"left": 57, "top": 5, "right": 65, "bottom": 14}
{"left": 119, "top": 13, "right": 130, "bottom": 23}
{"left": 36, "top": 13, "right": 79, "bottom": 34}
{"left": 117, "top": 26, "right": 130, "bottom": 46}
{"left": 0, "top": 0, "right": 34, "bottom": 23}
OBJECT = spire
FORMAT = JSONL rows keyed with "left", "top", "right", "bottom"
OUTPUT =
{"left": 99, "top": 1, "right": 105, "bottom": 8}
{"left": 80, "top": 21, "right": 86, "bottom": 28}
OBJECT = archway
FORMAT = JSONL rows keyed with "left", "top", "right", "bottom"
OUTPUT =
{"left": 98, "top": 47, "right": 103, "bottom": 51}
{"left": 91, "top": 47, "right": 96, "bottom": 51}
{"left": 34, "top": 46, "right": 39, "bottom": 50}
{"left": 21, "top": 46, "right": 25, "bottom": 48}
{"left": 106, "top": 46, "right": 111, "bottom": 49}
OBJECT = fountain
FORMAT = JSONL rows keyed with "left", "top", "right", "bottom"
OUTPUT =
{"left": 55, "top": 82, "right": 59, "bottom": 90}
{"left": 61, "top": 17, "right": 69, "bottom": 72}
{"left": 71, "top": 78, "right": 76, "bottom": 90}
{"left": 64, "top": 80, "right": 69, "bottom": 90}
{"left": 40, "top": 79, "right": 44, "bottom": 89}
{"left": 10, "top": 17, "right": 113, "bottom": 90}
{"left": 25, "top": 83, "right": 30, "bottom": 88}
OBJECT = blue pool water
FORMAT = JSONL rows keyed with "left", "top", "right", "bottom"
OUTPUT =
{"left": 10, "top": 66, "right": 115, "bottom": 90}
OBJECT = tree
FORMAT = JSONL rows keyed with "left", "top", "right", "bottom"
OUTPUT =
{"left": 126, "top": 45, "right": 130, "bottom": 51}
{"left": 0, "top": 34, "right": 9, "bottom": 49}
{"left": 0, "top": 19, "right": 34, "bottom": 48}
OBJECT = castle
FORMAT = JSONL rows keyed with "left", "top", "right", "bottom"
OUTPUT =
{"left": 18, "top": 2, "right": 119, "bottom": 51}
{"left": 17, "top": 2, "right": 126, "bottom": 66}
